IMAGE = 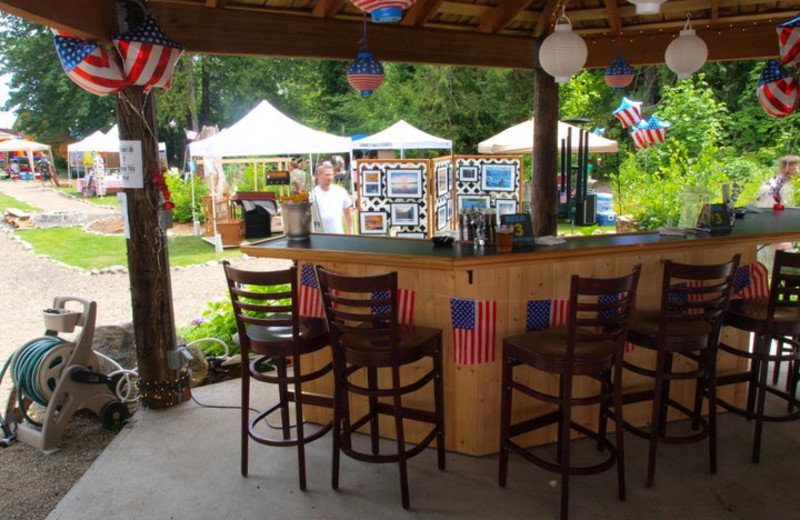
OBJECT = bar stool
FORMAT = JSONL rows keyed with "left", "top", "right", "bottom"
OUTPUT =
{"left": 499, "top": 266, "right": 641, "bottom": 520}
{"left": 223, "top": 261, "right": 333, "bottom": 490}
{"left": 717, "top": 250, "right": 800, "bottom": 463}
{"left": 621, "top": 255, "right": 739, "bottom": 487}
{"left": 315, "top": 267, "right": 445, "bottom": 510}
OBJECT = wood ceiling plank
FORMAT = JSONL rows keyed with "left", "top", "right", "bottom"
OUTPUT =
{"left": 533, "top": 0, "right": 566, "bottom": 37}
{"left": 604, "top": 0, "right": 621, "bottom": 33}
{"left": 401, "top": 0, "right": 447, "bottom": 26}
{"left": 0, "top": 0, "right": 115, "bottom": 40}
{"left": 710, "top": 0, "right": 719, "bottom": 22}
{"left": 477, "top": 0, "right": 532, "bottom": 33}
{"left": 312, "top": 0, "right": 345, "bottom": 18}
{"left": 205, "top": 0, "right": 228, "bottom": 8}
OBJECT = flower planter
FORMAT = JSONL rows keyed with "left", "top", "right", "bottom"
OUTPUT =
{"left": 42, "top": 309, "right": 82, "bottom": 333}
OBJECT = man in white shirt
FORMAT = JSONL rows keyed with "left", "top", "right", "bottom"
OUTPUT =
{"left": 754, "top": 155, "right": 799, "bottom": 208}
{"left": 312, "top": 162, "right": 352, "bottom": 234}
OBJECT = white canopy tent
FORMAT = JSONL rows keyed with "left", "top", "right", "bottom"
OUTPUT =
{"left": 67, "top": 130, "right": 111, "bottom": 153}
{"left": 0, "top": 138, "right": 54, "bottom": 174}
{"left": 478, "top": 120, "right": 619, "bottom": 155}
{"left": 351, "top": 120, "right": 452, "bottom": 158}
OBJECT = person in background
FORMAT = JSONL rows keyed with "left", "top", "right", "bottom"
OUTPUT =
{"left": 289, "top": 159, "right": 310, "bottom": 194}
{"left": 311, "top": 162, "right": 352, "bottom": 234}
{"left": 754, "top": 155, "right": 800, "bottom": 208}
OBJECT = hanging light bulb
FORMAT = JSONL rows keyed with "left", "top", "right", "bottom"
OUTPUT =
{"left": 538, "top": 8, "right": 588, "bottom": 84}
{"left": 350, "top": 0, "right": 416, "bottom": 23}
{"left": 346, "top": 16, "right": 385, "bottom": 96}
{"left": 627, "top": 0, "right": 667, "bottom": 15}
{"left": 665, "top": 16, "right": 708, "bottom": 79}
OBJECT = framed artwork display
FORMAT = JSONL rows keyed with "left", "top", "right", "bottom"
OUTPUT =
{"left": 360, "top": 211, "right": 388, "bottom": 234}
{"left": 397, "top": 232, "right": 426, "bottom": 239}
{"left": 437, "top": 204, "right": 447, "bottom": 230}
{"left": 480, "top": 164, "right": 516, "bottom": 191}
{"left": 361, "top": 169, "right": 381, "bottom": 197}
{"left": 390, "top": 202, "right": 420, "bottom": 226}
{"left": 458, "top": 165, "right": 478, "bottom": 182}
{"left": 457, "top": 194, "right": 491, "bottom": 211}
{"left": 387, "top": 169, "right": 423, "bottom": 198}
{"left": 495, "top": 199, "right": 518, "bottom": 223}
{"left": 436, "top": 165, "right": 449, "bottom": 196}
{"left": 447, "top": 199, "right": 453, "bottom": 220}
{"left": 446, "top": 164, "right": 453, "bottom": 191}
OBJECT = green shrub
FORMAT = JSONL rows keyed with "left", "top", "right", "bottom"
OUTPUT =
{"left": 165, "top": 170, "right": 208, "bottom": 223}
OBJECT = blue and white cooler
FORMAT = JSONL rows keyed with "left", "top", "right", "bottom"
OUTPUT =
{"left": 596, "top": 193, "right": 616, "bottom": 226}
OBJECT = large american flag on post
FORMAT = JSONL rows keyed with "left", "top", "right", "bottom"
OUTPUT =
{"left": 451, "top": 298, "right": 497, "bottom": 365}
{"left": 371, "top": 289, "right": 415, "bottom": 324}
{"left": 526, "top": 299, "right": 570, "bottom": 331}
{"left": 298, "top": 264, "right": 325, "bottom": 318}
{"left": 778, "top": 15, "right": 800, "bottom": 67}
{"left": 113, "top": 15, "right": 184, "bottom": 90}
{"left": 732, "top": 262, "right": 770, "bottom": 300}
{"left": 52, "top": 31, "right": 124, "bottom": 96}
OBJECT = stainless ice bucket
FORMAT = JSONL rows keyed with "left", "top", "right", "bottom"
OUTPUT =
{"left": 281, "top": 201, "right": 312, "bottom": 240}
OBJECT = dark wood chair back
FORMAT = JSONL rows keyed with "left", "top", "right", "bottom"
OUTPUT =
{"left": 766, "top": 250, "right": 800, "bottom": 331}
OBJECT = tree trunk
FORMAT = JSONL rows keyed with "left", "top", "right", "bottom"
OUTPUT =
{"left": 531, "top": 66, "right": 559, "bottom": 237}
{"left": 116, "top": 86, "right": 181, "bottom": 409}
{"left": 200, "top": 57, "right": 211, "bottom": 126}
{"left": 186, "top": 54, "right": 199, "bottom": 131}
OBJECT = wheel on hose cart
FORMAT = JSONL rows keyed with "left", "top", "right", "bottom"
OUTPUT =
{"left": 100, "top": 401, "right": 130, "bottom": 431}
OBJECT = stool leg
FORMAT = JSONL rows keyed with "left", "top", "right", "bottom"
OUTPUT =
{"left": 241, "top": 357, "right": 250, "bottom": 477}
{"left": 703, "top": 347, "right": 718, "bottom": 475}
{"left": 391, "top": 365, "right": 410, "bottom": 509}
{"left": 647, "top": 350, "right": 668, "bottom": 488}
{"left": 293, "top": 354, "right": 307, "bottom": 490}
{"left": 559, "top": 372, "right": 573, "bottom": 520}
{"left": 434, "top": 337, "right": 446, "bottom": 471}
{"left": 367, "top": 366, "right": 380, "bottom": 455}
{"left": 498, "top": 353, "right": 513, "bottom": 487}
{"left": 752, "top": 337, "right": 771, "bottom": 464}
{"left": 277, "top": 358, "right": 291, "bottom": 440}
{"left": 746, "top": 336, "right": 765, "bottom": 419}
{"left": 613, "top": 359, "right": 626, "bottom": 501}
{"left": 658, "top": 353, "right": 673, "bottom": 437}
{"left": 332, "top": 356, "right": 345, "bottom": 491}
{"left": 597, "top": 370, "right": 611, "bottom": 452}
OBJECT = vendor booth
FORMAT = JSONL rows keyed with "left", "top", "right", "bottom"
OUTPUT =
{"left": 0, "top": 138, "right": 55, "bottom": 179}
{"left": 477, "top": 119, "right": 619, "bottom": 155}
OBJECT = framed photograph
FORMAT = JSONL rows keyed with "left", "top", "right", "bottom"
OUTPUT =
{"left": 360, "top": 211, "right": 388, "bottom": 235}
{"left": 436, "top": 165, "right": 449, "bottom": 196}
{"left": 396, "top": 232, "right": 426, "bottom": 239}
{"left": 480, "top": 164, "right": 516, "bottom": 192}
{"left": 387, "top": 169, "right": 423, "bottom": 198}
{"left": 447, "top": 164, "right": 453, "bottom": 191}
{"left": 437, "top": 204, "right": 448, "bottom": 230}
{"left": 457, "top": 194, "right": 491, "bottom": 211}
{"left": 390, "top": 202, "right": 420, "bottom": 226}
{"left": 361, "top": 169, "right": 381, "bottom": 197}
{"left": 458, "top": 165, "right": 479, "bottom": 182}
{"left": 495, "top": 199, "right": 518, "bottom": 223}
{"left": 447, "top": 198, "right": 453, "bottom": 220}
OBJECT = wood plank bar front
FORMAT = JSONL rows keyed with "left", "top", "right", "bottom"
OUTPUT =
{"left": 243, "top": 211, "right": 800, "bottom": 456}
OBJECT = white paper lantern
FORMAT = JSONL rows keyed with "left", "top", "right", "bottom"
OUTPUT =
{"left": 627, "top": 0, "right": 667, "bottom": 15}
{"left": 538, "top": 15, "right": 588, "bottom": 84}
{"left": 665, "top": 19, "right": 708, "bottom": 79}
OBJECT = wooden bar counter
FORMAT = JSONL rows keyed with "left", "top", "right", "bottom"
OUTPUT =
{"left": 243, "top": 209, "right": 800, "bottom": 456}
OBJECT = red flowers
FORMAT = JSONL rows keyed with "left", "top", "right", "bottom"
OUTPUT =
{"left": 152, "top": 168, "right": 174, "bottom": 210}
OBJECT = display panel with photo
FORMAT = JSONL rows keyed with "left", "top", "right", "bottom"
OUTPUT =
{"left": 447, "top": 199, "right": 453, "bottom": 220}
{"left": 360, "top": 211, "right": 388, "bottom": 234}
{"left": 437, "top": 204, "right": 447, "bottom": 230}
{"left": 494, "top": 199, "right": 518, "bottom": 223}
{"left": 390, "top": 202, "right": 420, "bottom": 226}
{"left": 457, "top": 194, "right": 491, "bottom": 211}
{"left": 386, "top": 169, "right": 423, "bottom": 198}
{"left": 396, "top": 232, "right": 426, "bottom": 239}
{"left": 447, "top": 164, "right": 453, "bottom": 191}
{"left": 436, "top": 165, "right": 449, "bottom": 196}
{"left": 458, "top": 165, "right": 479, "bottom": 182}
{"left": 361, "top": 170, "right": 381, "bottom": 197}
{"left": 480, "top": 164, "right": 516, "bottom": 191}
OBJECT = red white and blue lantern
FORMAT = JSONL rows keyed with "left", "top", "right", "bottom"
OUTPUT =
{"left": 113, "top": 15, "right": 184, "bottom": 91}
{"left": 604, "top": 56, "right": 636, "bottom": 90}
{"left": 52, "top": 30, "right": 124, "bottom": 96}
{"left": 347, "top": 48, "right": 385, "bottom": 96}
{"left": 757, "top": 59, "right": 799, "bottom": 119}
{"left": 350, "top": 0, "right": 416, "bottom": 23}
{"left": 613, "top": 97, "right": 643, "bottom": 128}
{"left": 777, "top": 15, "right": 800, "bottom": 67}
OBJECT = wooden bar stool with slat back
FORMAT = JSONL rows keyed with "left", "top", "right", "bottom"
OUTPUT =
{"left": 223, "top": 261, "right": 333, "bottom": 490}
{"left": 717, "top": 250, "right": 800, "bottom": 463}
{"left": 499, "top": 265, "right": 641, "bottom": 520}
{"left": 315, "top": 267, "right": 445, "bottom": 510}
{"left": 620, "top": 255, "right": 739, "bottom": 488}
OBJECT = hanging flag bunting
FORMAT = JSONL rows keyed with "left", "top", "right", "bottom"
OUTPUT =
{"left": 451, "top": 298, "right": 497, "bottom": 365}
{"left": 757, "top": 60, "right": 799, "bottom": 119}
{"left": 612, "top": 97, "right": 643, "bottom": 128}
{"left": 52, "top": 30, "right": 124, "bottom": 96}
{"left": 113, "top": 14, "right": 184, "bottom": 91}
{"left": 732, "top": 262, "right": 770, "bottom": 300}
{"left": 350, "top": 0, "right": 417, "bottom": 23}
{"left": 371, "top": 289, "right": 416, "bottom": 324}
{"left": 777, "top": 14, "right": 800, "bottom": 67}
{"left": 604, "top": 55, "right": 636, "bottom": 90}
{"left": 526, "top": 299, "right": 569, "bottom": 331}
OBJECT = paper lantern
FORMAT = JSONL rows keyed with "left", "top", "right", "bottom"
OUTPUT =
{"left": 777, "top": 15, "right": 800, "bottom": 67}
{"left": 612, "top": 97, "right": 643, "bottom": 128}
{"left": 665, "top": 19, "right": 707, "bottom": 79}
{"left": 52, "top": 30, "right": 124, "bottom": 96}
{"left": 757, "top": 60, "right": 799, "bottom": 118}
{"left": 347, "top": 49, "right": 385, "bottom": 96}
{"left": 604, "top": 55, "right": 636, "bottom": 90}
{"left": 113, "top": 15, "right": 184, "bottom": 90}
{"left": 627, "top": 0, "right": 667, "bottom": 15}
{"left": 350, "top": 0, "right": 416, "bottom": 23}
{"left": 538, "top": 13, "right": 588, "bottom": 84}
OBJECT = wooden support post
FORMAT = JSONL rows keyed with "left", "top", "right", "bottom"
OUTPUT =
{"left": 531, "top": 66, "right": 559, "bottom": 237}
{"left": 117, "top": 86, "right": 182, "bottom": 409}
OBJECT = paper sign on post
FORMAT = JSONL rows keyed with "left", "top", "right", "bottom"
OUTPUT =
{"left": 119, "top": 140, "right": 143, "bottom": 188}
{"left": 117, "top": 192, "right": 131, "bottom": 239}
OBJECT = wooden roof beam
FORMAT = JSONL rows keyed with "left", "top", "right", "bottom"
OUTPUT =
{"left": 401, "top": 0, "right": 446, "bottom": 26}
{"left": 0, "top": 0, "right": 114, "bottom": 41}
{"left": 604, "top": 0, "right": 621, "bottom": 35}
{"left": 312, "top": 0, "right": 346, "bottom": 18}
{"left": 477, "top": 0, "right": 532, "bottom": 34}
{"left": 205, "top": 0, "right": 228, "bottom": 8}
{"left": 533, "top": 0, "right": 567, "bottom": 38}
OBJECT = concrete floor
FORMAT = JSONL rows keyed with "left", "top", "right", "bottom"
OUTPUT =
{"left": 48, "top": 379, "right": 800, "bottom": 520}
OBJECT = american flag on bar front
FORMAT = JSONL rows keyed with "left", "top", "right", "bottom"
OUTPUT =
{"left": 371, "top": 289, "right": 415, "bottom": 325}
{"left": 598, "top": 292, "right": 637, "bottom": 352}
{"left": 733, "top": 262, "right": 770, "bottom": 300}
{"left": 526, "top": 299, "right": 570, "bottom": 331}
{"left": 298, "top": 264, "right": 325, "bottom": 318}
{"left": 451, "top": 298, "right": 497, "bottom": 365}
{"left": 113, "top": 15, "right": 184, "bottom": 90}
{"left": 52, "top": 31, "right": 124, "bottom": 96}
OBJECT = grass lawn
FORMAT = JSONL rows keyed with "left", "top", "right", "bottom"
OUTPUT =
{"left": 54, "top": 186, "right": 120, "bottom": 207}
{"left": 16, "top": 227, "right": 242, "bottom": 270}
{"left": 0, "top": 192, "right": 41, "bottom": 213}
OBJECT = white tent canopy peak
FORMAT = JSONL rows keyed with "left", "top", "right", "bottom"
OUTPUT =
{"left": 478, "top": 119, "right": 618, "bottom": 155}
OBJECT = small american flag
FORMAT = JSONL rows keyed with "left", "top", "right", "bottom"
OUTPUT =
{"left": 733, "top": 262, "right": 770, "bottom": 300}
{"left": 526, "top": 299, "right": 570, "bottom": 331}
{"left": 53, "top": 31, "right": 124, "bottom": 96}
{"left": 778, "top": 15, "right": 800, "bottom": 66}
{"left": 757, "top": 60, "right": 798, "bottom": 119}
{"left": 371, "top": 289, "right": 415, "bottom": 325}
{"left": 113, "top": 15, "right": 184, "bottom": 91}
{"left": 299, "top": 264, "right": 325, "bottom": 318}
{"left": 451, "top": 298, "right": 497, "bottom": 365}
{"left": 613, "top": 97, "right": 643, "bottom": 128}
